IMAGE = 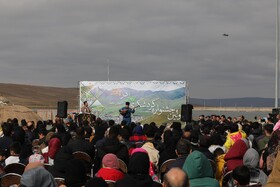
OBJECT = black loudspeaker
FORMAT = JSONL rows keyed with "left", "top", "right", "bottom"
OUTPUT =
{"left": 272, "top": 108, "right": 280, "bottom": 115}
{"left": 181, "top": 104, "right": 193, "bottom": 122}
{"left": 57, "top": 101, "right": 68, "bottom": 118}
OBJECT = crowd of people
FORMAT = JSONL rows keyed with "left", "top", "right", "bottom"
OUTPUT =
{"left": 0, "top": 113, "right": 280, "bottom": 187}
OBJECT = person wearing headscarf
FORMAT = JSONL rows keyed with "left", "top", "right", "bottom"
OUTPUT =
{"left": 96, "top": 153, "right": 124, "bottom": 181}
{"left": 20, "top": 164, "right": 56, "bottom": 187}
{"left": 224, "top": 139, "right": 248, "bottom": 173}
{"left": 260, "top": 129, "right": 280, "bottom": 174}
{"left": 131, "top": 148, "right": 159, "bottom": 182}
{"left": 266, "top": 150, "right": 280, "bottom": 187}
{"left": 115, "top": 152, "right": 162, "bottom": 187}
{"left": 47, "top": 148, "right": 74, "bottom": 178}
{"left": 42, "top": 137, "right": 61, "bottom": 165}
{"left": 159, "top": 130, "right": 177, "bottom": 167}
{"left": 243, "top": 148, "right": 267, "bottom": 186}
{"left": 64, "top": 158, "right": 87, "bottom": 187}
{"left": 182, "top": 151, "right": 219, "bottom": 187}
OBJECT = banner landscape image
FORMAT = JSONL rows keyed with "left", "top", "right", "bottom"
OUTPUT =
{"left": 79, "top": 81, "right": 186, "bottom": 124}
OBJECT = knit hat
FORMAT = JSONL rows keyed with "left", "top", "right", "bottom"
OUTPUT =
{"left": 102, "top": 153, "right": 119, "bottom": 169}
{"left": 29, "top": 153, "right": 45, "bottom": 164}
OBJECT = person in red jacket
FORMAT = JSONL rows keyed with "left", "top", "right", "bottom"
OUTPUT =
{"left": 96, "top": 153, "right": 124, "bottom": 182}
{"left": 224, "top": 139, "right": 249, "bottom": 173}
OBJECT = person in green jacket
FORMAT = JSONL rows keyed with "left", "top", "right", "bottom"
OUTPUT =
{"left": 182, "top": 151, "right": 219, "bottom": 187}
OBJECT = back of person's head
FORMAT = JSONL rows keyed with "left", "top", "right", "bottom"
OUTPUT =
{"left": 108, "top": 125, "right": 120, "bottom": 139}
{"left": 199, "top": 135, "right": 212, "bottom": 148}
{"left": 56, "top": 124, "right": 66, "bottom": 133}
{"left": 251, "top": 122, "right": 260, "bottom": 130}
{"left": 21, "top": 119, "right": 27, "bottom": 127}
{"left": 232, "top": 165, "right": 250, "bottom": 186}
{"left": 65, "top": 158, "right": 87, "bottom": 187}
{"left": 163, "top": 130, "right": 174, "bottom": 143}
{"left": 163, "top": 168, "right": 189, "bottom": 187}
{"left": 38, "top": 128, "right": 47, "bottom": 137}
{"left": 133, "top": 125, "right": 144, "bottom": 135}
{"left": 150, "top": 122, "right": 157, "bottom": 127}
{"left": 12, "top": 118, "right": 18, "bottom": 126}
{"left": 171, "top": 122, "right": 182, "bottom": 131}
{"left": 143, "top": 124, "right": 156, "bottom": 138}
{"left": 264, "top": 124, "right": 274, "bottom": 134}
{"left": 10, "top": 141, "right": 21, "bottom": 155}
{"left": 12, "top": 127, "right": 25, "bottom": 144}
{"left": 230, "top": 123, "right": 239, "bottom": 133}
{"left": 108, "top": 120, "right": 115, "bottom": 127}
{"left": 2, "top": 123, "right": 12, "bottom": 136}
{"left": 120, "top": 120, "right": 127, "bottom": 126}
{"left": 201, "top": 125, "right": 211, "bottom": 135}
{"left": 176, "top": 138, "right": 191, "bottom": 156}
{"left": 84, "top": 125, "right": 92, "bottom": 135}
{"left": 119, "top": 128, "right": 130, "bottom": 141}
{"left": 213, "top": 147, "right": 224, "bottom": 158}
{"left": 76, "top": 126, "right": 85, "bottom": 138}
{"left": 27, "top": 121, "right": 35, "bottom": 130}
{"left": 36, "top": 120, "right": 44, "bottom": 129}
{"left": 128, "top": 152, "right": 150, "bottom": 175}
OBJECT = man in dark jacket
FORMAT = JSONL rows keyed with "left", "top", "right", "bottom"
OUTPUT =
{"left": 167, "top": 138, "right": 191, "bottom": 171}
{"left": 66, "top": 126, "right": 95, "bottom": 158}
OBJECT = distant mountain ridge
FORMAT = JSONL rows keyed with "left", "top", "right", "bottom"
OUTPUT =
{"left": 190, "top": 97, "right": 277, "bottom": 107}
{"left": 0, "top": 83, "right": 276, "bottom": 108}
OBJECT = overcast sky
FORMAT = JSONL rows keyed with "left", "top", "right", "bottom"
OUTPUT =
{"left": 0, "top": 0, "right": 277, "bottom": 99}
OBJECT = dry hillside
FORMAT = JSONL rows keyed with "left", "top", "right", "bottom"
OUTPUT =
{"left": 0, "top": 83, "right": 78, "bottom": 109}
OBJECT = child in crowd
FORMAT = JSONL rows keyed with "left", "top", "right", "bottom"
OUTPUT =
{"left": 96, "top": 153, "right": 124, "bottom": 182}
{"left": 232, "top": 166, "right": 250, "bottom": 187}
{"left": 5, "top": 142, "right": 21, "bottom": 166}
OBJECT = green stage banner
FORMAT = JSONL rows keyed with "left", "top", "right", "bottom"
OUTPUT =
{"left": 79, "top": 81, "right": 186, "bottom": 124}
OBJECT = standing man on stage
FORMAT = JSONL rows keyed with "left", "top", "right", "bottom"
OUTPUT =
{"left": 81, "top": 101, "right": 91, "bottom": 114}
{"left": 119, "top": 102, "right": 135, "bottom": 124}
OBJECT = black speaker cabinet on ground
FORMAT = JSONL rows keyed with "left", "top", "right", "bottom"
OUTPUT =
{"left": 181, "top": 104, "right": 193, "bottom": 122}
{"left": 57, "top": 101, "right": 68, "bottom": 118}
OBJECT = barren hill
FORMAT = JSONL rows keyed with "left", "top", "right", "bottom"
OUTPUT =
{"left": 0, "top": 83, "right": 78, "bottom": 109}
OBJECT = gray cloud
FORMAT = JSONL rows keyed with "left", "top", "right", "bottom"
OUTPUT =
{"left": 0, "top": 0, "right": 277, "bottom": 98}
